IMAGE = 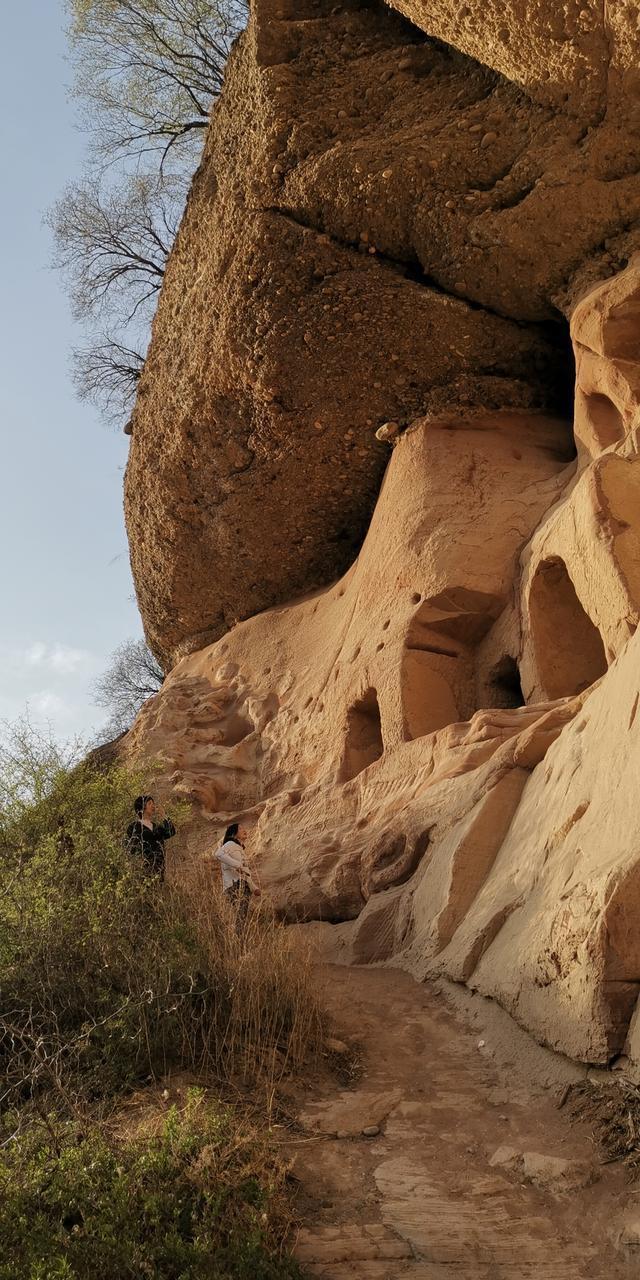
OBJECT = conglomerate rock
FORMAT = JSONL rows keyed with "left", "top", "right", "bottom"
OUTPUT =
{"left": 385, "top": 0, "right": 632, "bottom": 121}
{"left": 123, "top": 0, "right": 640, "bottom": 1070}
{"left": 127, "top": 0, "right": 640, "bottom": 666}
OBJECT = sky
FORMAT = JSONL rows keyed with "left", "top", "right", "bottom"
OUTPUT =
{"left": 0, "top": 1, "right": 144, "bottom": 742}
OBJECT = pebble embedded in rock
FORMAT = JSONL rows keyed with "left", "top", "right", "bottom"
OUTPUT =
{"left": 362, "top": 1125, "right": 380, "bottom": 1137}
{"left": 375, "top": 421, "right": 400, "bottom": 442}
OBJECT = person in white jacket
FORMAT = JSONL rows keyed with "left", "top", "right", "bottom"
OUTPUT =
{"left": 213, "top": 822, "right": 260, "bottom": 921}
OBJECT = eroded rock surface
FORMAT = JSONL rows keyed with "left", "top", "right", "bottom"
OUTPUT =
{"left": 123, "top": 0, "right": 640, "bottom": 1072}
{"left": 126, "top": 0, "right": 640, "bottom": 665}
{"left": 386, "top": 0, "right": 636, "bottom": 121}
{"left": 126, "top": 260, "right": 640, "bottom": 1067}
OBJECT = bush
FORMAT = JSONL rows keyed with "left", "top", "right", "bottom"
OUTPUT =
{"left": 0, "top": 735, "right": 199, "bottom": 1103}
{"left": 0, "top": 721, "right": 323, "bottom": 1107}
{"left": 0, "top": 721, "right": 321, "bottom": 1277}
{"left": 0, "top": 1091, "right": 303, "bottom": 1280}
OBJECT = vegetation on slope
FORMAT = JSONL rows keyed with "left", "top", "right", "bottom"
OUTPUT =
{"left": 0, "top": 1095, "right": 302, "bottom": 1280}
{"left": 0, "top": 722, "right": 320, "bottom": 1277}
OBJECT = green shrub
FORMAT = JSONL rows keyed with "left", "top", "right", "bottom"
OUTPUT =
{"left": 0, "top": 729, "right": 205, "bottom": 1103}
{"left": 0, "top": 1091, "right": 302, "bottom": 1280}
{"left": 0, "top": 720, "right": 322, "bottom": 1107}
{"left": 0, "top": 721, "right": 321, "bottom": 1277}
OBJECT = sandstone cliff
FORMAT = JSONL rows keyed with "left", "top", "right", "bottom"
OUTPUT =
{"left": 124, "top": 0, "right": 640, "bottom": 1069}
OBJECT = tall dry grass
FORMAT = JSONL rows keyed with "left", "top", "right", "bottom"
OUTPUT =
{"left": 170, "top": 860, "right": 325, "bottom": 1090}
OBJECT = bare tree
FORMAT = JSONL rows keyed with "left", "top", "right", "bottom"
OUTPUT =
{"left": 50, "top": 1, "right": 247, "bottom": 425}
{"left": 47, "top": 175, "right": 178, "bottom": 418}
{"left": 47, "top": 175, "right": 177, "bottom": 326}
{"left": 72, "top": 335, "right": 146, "bottom": 423}
{"left": 67, "top": 0, "right": 247, "bottom": 169}
{"left": 93, "top": 639, "right": 164, "bottom": 738}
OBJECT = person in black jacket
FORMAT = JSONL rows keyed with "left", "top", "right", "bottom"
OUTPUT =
{"left": 125, "top": 795, "right": 175, "bottom": 880}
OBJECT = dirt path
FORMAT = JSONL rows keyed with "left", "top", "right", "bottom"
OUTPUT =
{"left": 284, "top": 965, "right": 636, "bottom": 1279}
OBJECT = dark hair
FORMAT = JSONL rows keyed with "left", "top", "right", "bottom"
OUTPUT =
{"left": 223, "top": 823, "right": 240, "bottom": 844}
{"left": 134, "top": 795, "right": 154, "bottom": 816}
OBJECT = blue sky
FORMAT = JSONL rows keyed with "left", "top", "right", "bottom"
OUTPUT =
{"left": 0, "top": 1, "right": 143, "bottom": 741}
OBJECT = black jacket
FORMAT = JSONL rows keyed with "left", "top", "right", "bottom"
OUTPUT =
{"left": 125, "top": 817, "right": 175, "bottom": 878}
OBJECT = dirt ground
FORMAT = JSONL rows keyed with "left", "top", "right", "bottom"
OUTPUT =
{"left": 283, "top": 965, "right": 639, "bottom": 1279}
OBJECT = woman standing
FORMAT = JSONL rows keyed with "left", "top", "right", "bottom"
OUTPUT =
{"left": 213, "top": 823, "right": 260, "bottom": 922}
{"left": 125, "top": 795, "right": 175, "bottom": 881}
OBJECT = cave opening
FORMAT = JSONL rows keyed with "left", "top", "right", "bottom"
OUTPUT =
{"left": 579, "top": 390, "right": 626, "bottom": 450}
{"left": 487, "top": 655, "right": 525, "bottom": 709}
{"left": 339, "top": 687, "right": 384, "bottom": 782}
{"left": 529, "top": 556, "right": 607, "bottom": 699}
{"left": 542, "top": 315, "right": 577, "bottom": 428}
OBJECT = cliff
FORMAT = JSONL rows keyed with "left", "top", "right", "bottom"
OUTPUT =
{"left": 124, "top": 0, "right": 640, "bottom": 1068}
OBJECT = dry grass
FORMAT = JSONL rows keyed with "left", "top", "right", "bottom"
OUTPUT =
{"left": 566, "top": 1077, "right": 640, "bottom": 1176}
{"left": 168, "top": 860, "right": 325, "bottom": 1092}
{"left": 323, "top": 1039, "right": 362, "bottom": 1088}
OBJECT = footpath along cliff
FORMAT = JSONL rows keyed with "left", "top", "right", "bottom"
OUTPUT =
{"left": 123, "top": 0, "right": 640, "bottom": 1070}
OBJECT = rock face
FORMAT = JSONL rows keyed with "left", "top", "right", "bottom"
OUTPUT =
{"left": 128, "top": 257, "right": 640, "bottom": 1068}
{"left": 124, "top": 1, "right": 640, "bottom": 1068}
{"left": 128, "top": 0, "right": 640, "bottom": 667}
{"left": 385, "top": 0, "right": 635, "bottom": 121}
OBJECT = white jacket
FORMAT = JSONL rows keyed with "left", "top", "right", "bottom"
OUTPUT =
{"left": 213, "top": 840, "right": 252, "bottom": 891}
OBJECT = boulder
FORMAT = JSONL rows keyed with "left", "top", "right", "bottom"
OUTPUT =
{"left": 490, "top": 1146, "right": 593, "bottom": 1189}
{"left": 488, "top": 1145, "right": 522, "bottom": 1173}
{"left": 299, "top": 1089, "right": 402, "bottom": 1138}
{"left": 521, "top": 1151, "right": 592, "bottom": 1189}
{"left": 124, "top": 0, "right": 640, "bottom": 666}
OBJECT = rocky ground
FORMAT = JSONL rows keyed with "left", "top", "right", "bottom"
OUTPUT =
{"left": 283, "top": 965, "right": 639, "bottom": 1278}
